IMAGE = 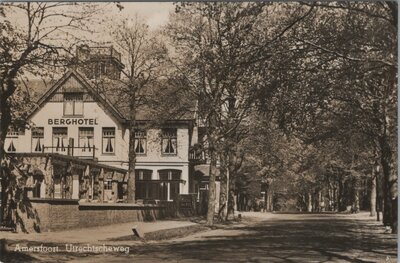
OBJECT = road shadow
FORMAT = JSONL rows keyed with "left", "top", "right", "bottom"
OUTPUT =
{"left": 2, "top": 215, "right": 397, "bottom": 263}
{"left": 128, "top": 216, "right": 397, "bottom": 263}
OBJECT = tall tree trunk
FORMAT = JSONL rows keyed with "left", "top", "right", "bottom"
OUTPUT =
{"left": 206, "top": 132, "right": 218, "bottom": 226}
{"left": 353, "top": 177, "right": 360, "bottom": 213}
{"left": 380, "top": 136, "right": 397, "bottom": 232}
{"left": 354, "top": 189, "right": 360, "bottom": 213}
{"left": 223, "top": 165, "right": 229, "bottom": 219}
{"left": 270, "top": 189, "right": 274, "bottom": 211}
{"left": 338, "top": 176, "right": 344, "bottom": 211}
{"left": 226, "top": 175, "right": 235, "bottom": 220}
{"left": 218, "top": 152, "right": 227, "bottom": 220}
{"left": 332, "top": 186, "right": 337, "bottom": 211}
{"left": 0, "top": 94, "right": 12, "bottom": 225}
{"left": 379, "top": 66, "right": 397, "bottom": 233}
{"left": 370, "top": 165, "right": 377, "bottom": 217}
{"left": 307, "top": 192, "right": 312, "bottom": 212}
{"left": 317, "top": 190, "right": 322, "bottom": 212}
{"left": 376, "top": 168, "right": 382, "bottom": 221}
{"left": 265, "top": 184, "right": 271, "bottom": 212}
{"left": 127, "top": 92, "right": 136, "bottom": 203}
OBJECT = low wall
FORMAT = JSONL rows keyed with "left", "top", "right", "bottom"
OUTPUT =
{"left": 78, "top": 203, "right": 162, "bottom": 228}
{"left": 17, "top": 198, "right": 174, "bottom": 233}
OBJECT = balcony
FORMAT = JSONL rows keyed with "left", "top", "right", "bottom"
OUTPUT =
{"left": 90, "top": 46, "right": 121, "bottom": 61}
{"left": 76, "top": 45, "right": 122, "bottom": 62}
{"left": 40, "top": 145, "right": 97, "bottom": 160}
{"left": 189, "top": 146, "right": 207, "bottom": 164}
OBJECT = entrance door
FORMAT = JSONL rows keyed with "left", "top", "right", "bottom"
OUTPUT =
{"left": 117, "top": 182, "right": 124, "bottom": 200}
{"left": 103, "top": 179, "right": 113, "bottom": 202}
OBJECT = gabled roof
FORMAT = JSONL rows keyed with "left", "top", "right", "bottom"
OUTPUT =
{"left": 27, "top": 69, "right": 197, "bottom": 125}
{"left": 87, "top": 77, "right": 197, "bottom": 123}
{"left": 28, "top": 69, "right": 126, "bottom": 124}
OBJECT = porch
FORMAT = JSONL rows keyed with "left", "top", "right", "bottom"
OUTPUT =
{"left": 9, "top": 153, "right": 127, "bottom": 203}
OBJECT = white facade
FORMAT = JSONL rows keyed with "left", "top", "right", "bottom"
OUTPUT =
{"left": 5, "top": 70, "right": 195, "bottom": 201}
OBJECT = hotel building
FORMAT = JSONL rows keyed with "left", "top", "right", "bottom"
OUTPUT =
{"left": 4, "top": 46, "right": 208, "bottom": 204}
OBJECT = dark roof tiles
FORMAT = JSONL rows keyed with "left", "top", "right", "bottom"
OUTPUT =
{"left": 24, "top": 70, "right": 196, "bottom": 123}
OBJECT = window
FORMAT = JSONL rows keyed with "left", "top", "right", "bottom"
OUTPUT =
{"left": 64, "top": 93, "right": 83, "bottom": 116}
{"left": 159, "top": 182, "right": 168, "bottom": 200}
{"left": 32, "top": 127, "right": 44, "bottom": 152}
{"left": 135, "top": 169, "right": 152, "bottom": 181}
{"left": 170, "top": 181, "right": 180, "bottom": 201}
{"left": 135, "top": 169, "right": 182, "bottom": 201}
{"left": 52, "top": 127, "right": 68, "bottom": 152}
{"left": 102, "top": 127, "right": 115, "bottom": 154}
{"left": 134, "top": 130, "right": 146, "bottom": 154}
{"left": 135, "top": 169, "right": 153, "bottom": 200}
{"left": 158, "top": 170, "right": 181, "bottom": 201}
{"left": 6, "top": 129, "right": 18, "bottom": 152}
{"left": 7, "top": 139, "right": 17, "bottom": 152}
{"left": 162, "top": 128, "right": 177, "bottom": 155}
{"left": 79, "top": 127, "right": 94, "bottom": 152}
{"left": 159, "top": 169, "right": 181, "bottom": 181}
{"left": 104, "top": 179, "right": 112, "bottom": 190}
{"left": 93, "top": 63, "right": 107, "bottom": 79}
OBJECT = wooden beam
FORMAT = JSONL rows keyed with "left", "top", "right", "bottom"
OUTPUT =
{"left": 99, "top": 168, "right": 104, "bottom": 203}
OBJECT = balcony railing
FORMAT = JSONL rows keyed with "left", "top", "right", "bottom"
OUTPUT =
{"left": 189, "top": 147, "right": 206, "bottom": 164}
{"left": 91, "top": 47, "right": 121, "bottom": 61}
{"left": 41, "top": 145, "right": 97, "bottom": 159}
{"left": 77, "top": 46, "right": 121, "bottom": 62}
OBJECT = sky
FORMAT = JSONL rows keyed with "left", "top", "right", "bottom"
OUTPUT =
{"left": 108, "top": 2, "right": 175, "bottom": 29}
{"left": 89, "top": 2, "right": 177, "bottom": 44}
{"left": 2, "top": 2, "right": 176, "bottom": 80}
{"left": 4, "top": 2, "right": 176, "bottom": 38}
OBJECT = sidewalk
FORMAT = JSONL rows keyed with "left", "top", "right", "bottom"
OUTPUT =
{"left": 1, "top": 220, "right": 198, "bottom": 244}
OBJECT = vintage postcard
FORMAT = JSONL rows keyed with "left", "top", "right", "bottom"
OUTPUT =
{"left": 0, "top": 2, "right": 397, "bottom": 262}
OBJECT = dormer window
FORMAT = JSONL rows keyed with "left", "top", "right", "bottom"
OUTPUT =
{"left": 64, "top": 92, "right": 83, "bottom": 116}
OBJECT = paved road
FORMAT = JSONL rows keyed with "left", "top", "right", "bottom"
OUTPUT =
{"left": 4, "top": 212, "right": 398, "bottom": 263}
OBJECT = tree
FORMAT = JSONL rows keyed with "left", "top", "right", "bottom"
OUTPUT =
{"left": 166, "top": 2, "right": 268, "bottom": 225}
{"left": 0, "top": 2, "right": 102, "bottom": 225}
{"left": 295, "top": 2, "right": 397, "bottom": 232}
{"left": 102, "top": 16, "right": 168, "bottom": 203}
{"left": 166, "top": 2, "right": 316, "bottom": 225}
{"left": 256, "top": 2, "right": 397, "bottom": 231}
